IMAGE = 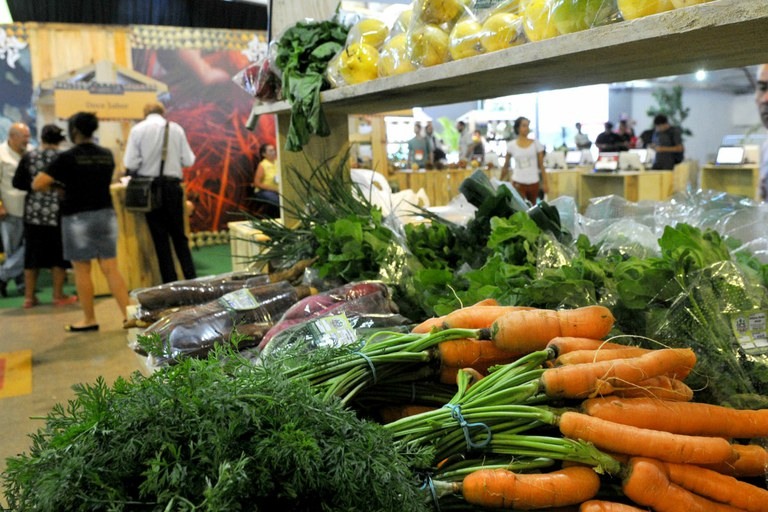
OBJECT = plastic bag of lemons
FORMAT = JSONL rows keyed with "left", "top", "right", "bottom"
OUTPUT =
{"left": 327, "top": 16, "right": 391, "bottom": 87}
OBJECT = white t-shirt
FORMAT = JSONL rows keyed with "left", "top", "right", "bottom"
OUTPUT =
{"left": 506, "top": 139, "right": 544, "bottom": 184}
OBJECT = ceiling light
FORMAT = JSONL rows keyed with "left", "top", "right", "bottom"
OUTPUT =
{"left": 695, "top": 70, "right": 707, "bottom": 81}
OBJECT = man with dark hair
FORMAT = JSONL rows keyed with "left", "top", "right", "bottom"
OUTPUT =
{"left": 595, "top": 121, "right": 623, "bottom": 153}
{"left": 650, "top": 114, "right": 684, "bottom": 170}
{"left": 124, "top": 102, "right": 197, "bottom": 283}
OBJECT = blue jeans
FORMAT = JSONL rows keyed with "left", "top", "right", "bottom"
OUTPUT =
{"left": 0, "top": 214, "right": 25, "bottom": 285}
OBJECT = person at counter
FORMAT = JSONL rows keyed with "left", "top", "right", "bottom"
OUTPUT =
{"left": 407, "top": 122, "right": 432, "bottom": 169}
{"left": 574, "top": 122, "right": 592, "bottom": 149}
{"left": 756, "top": 63, "right": 768, "bottom": 201}
{"left": 595, "top": 122, "right": 624, "bottom": 153}
{"left": 501, "top": 116, "right": 547, "bottom": 203}
{"left": 456, "top": 120, "right": 473, "bottom": 163}
{"left": 649, "top": 114, "right": 684, "bottom": 170}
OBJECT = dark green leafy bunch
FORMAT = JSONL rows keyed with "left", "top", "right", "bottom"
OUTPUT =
{"left": 2, "top": 347, "right": 432, "bottom": 511}
{"left": 274, "top": 18, "right": 349, "bottom": 151}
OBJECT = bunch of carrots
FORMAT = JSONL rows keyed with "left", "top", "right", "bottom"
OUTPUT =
{"left": 396, "top": 300, "right": 768, "bottom": 510}
{"left": 270, "top": 298, "right": 768, "bottom": 509}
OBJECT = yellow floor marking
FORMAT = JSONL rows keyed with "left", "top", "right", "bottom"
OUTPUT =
{"left": 0, "top": 349, "right": 33, "bottom": 398}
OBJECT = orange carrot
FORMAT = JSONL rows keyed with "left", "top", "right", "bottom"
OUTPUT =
{"left": 487, "top": 306, "right": 615, "bottom": 353}
{"left": 662, "top": 461, "right": 768, "bottom": 512}
{"left": 378, "top": 404, "right": 436, "bottom": 424}
{"left": 558, "top": 411, "right": 736, "bottom": 465}
{"left": 555, "top": 347, "right": 651, "bottom": 366}
{"left": 594, "top": 375, "right": 694, "bottom": 402}
{"left": 439, "top": 364, "right": 489, "bottom": 385}
{"left": 437, "top": 338, "right": 521, "bottom": 368}
{"left": 546, "top": 336, "right": 630, "bottom": 356}
{"left": 579, "top": 500, "right": 646, "bottom": 512}
{"left": 412, "top": 299, "right": 508, "bottom": 333}
{"left": 582, "top": 397, "right": 768, "bottom": 438}
{"left": 461, "top": 466, "right": 600, "bottom": 509}
{"left": 701, "top": 444, "right": 768, "bottom": 477}
{"left": 622, "top": 457, "right": 743, "bottom": 512}
{"left": 541, "top": 348, "right": 696, "bottom": 400}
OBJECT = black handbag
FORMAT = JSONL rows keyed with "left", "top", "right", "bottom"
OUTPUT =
{"left": 125, "top": 121, "right": 170, "bottom": 213}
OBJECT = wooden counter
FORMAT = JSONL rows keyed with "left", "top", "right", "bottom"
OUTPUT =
{"left": 700, "top": 164, "right": 760, "bottom": 201}
{"left": 578, "top": 171, "right": 674, "bottom": 212}
{"left": 547, "top": 167, "right": 590, "bottom": 203}
{"left": 92, "top": 184, "right": 186, "bottom": 296}
{"left": 392, "top": 168, "right": 478, "bottom": 207}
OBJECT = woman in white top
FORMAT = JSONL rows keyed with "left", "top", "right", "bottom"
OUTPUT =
{"left": 501, "top": 116, "right": 548, "bottom": 203}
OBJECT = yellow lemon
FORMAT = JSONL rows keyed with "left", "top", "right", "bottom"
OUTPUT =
{"left": 338, "top": 43, "right": 380, "bottom": 85}
{"left": 480, "top": 12, "right": 524, "bottom": 53}
{"left": 488, "top": 0, "right": 523, "bottom": 15}
{"left": 416, "top": 0, "right": 472, "bottom": 25}
{"left": 449, "top": 18, "right": 484, "bottom": 60}
{"left": 522, "top": 0, "right": 560, "bottom": 42}
{"left": 378, "top": 33, "right": 417, "bottom": 77}
{"left": 408, "top": 24, "right": 450, "bottom": 68}
{"left": 393, "top": 9, "right": 413, "bottom": 34}
{"left": 348, "top": 18, "right": 390, "bottom": 48}
{"left": 617, "top": 0, "right": 674, "bottom": 20}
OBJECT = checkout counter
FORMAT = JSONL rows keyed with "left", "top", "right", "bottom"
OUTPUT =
{"left": 698, "top": 145, "right": 761, "bottom": 201}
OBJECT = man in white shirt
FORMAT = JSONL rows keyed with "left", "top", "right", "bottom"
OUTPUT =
{"left": 123, "top": 102, "right": 197, "bottom": 283}
{"left": 756, "top": 64, "right": 768, "bottom": 201}
{"left": 456, "top": 120, "right": 473, "bottom": 163}
{"left": 0, "top": 122, "right": 31, "bottom": 296}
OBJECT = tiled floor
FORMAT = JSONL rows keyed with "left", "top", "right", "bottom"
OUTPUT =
{"left": 0, "top": 297, "right": 148, "bottom": 507}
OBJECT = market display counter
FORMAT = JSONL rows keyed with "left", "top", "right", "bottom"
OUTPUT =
{"left": 578, "top": 171, "right": 674, "bottom": 212}
{"left": 228, "top": 220, "right": 269, "bottom": 272}
{"left": 392, "top": 168, "right": 476, "bottom": 207}
{"left": 547, "top": 167, "right": 590, "bottom": 203}
{"left": 700, "top": 164, "right": 760, "bottom": 201}
{"left": 91, "top": 184, "right": 187, "bottom": 296}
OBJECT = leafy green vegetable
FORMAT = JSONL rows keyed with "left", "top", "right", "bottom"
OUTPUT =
{"left": 274, "top": 18, "right": 349, "bottom": 151}
{"left": 2, "top": 347, "right": 432, "bottom": 511}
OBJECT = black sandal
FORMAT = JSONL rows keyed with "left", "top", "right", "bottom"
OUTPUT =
{"left": 64, "top": 324, "right": 99, "bottom": 332}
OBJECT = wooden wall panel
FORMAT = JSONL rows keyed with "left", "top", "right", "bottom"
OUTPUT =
{"left": 25, "top": 22, "right": 132, "bottom": 85}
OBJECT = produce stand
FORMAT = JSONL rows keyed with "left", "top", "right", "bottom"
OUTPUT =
{"left": 251, "top": 0, "right": 768, "bottom": 221}
{"left": 578, "top": 170, "right": 673, "bottom": 212}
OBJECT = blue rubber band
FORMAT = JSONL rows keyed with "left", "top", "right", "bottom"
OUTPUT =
{"left": 420, "top": 474, "right": 441, "bottom": 512}
{"left": 443, "top": 404, "right": 492, "bottom": 451}
{"left": 353, "top": 351, "right": 378, "bottom": 384}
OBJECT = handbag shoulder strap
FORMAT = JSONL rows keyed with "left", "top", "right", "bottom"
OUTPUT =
{"left": 159, "top": 121, "right": 170, "bottom": 177}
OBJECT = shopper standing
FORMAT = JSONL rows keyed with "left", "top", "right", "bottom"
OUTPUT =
{"left": 756, "top": 64, "right": 768, "bottom": 201}
{"left": 123, "top": 102, "right": 197, "bottom": 283}
{"left": 32, "top": 112, "right": 130, "bottom": 332}
{"left": 407, "top": 122, "right": 432, "bottom": 169}
{"left": 456, "top": 120, "right": 473, "bottom": 163}
{"left": 0, "top": 122, "right": 31, "bottom": 297}
{"left": 574, "top": 122, "right": 592, "bottom": 150}
{"left": 649, "top": 114, "right": 684, "bottom": 170}
{"left": 501, "top": 116, "right": 547, "bottom": 203}
{"left": 12, "top": 124, "right": 76, "bottom": 309}
{"left": 595, "top": 122, "right": 623, "bottom": 153}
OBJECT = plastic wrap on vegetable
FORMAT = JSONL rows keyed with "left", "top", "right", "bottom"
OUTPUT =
{"left": 449, "top": 0, "right": 525, "bottom": 61}
{"left": 257, "top": 281, "right": 401, "bottom": 351}
{"left": 140, "top": 281, "right": 310, "bottom": 366}
{"left": 232, "top": 57, "right": 281, "bottom": 101}
{"left": 132, "top": 271, "right": 270, "bottom": 311}
{"left": 258, "top": 312, "right": 412, "bottom": 361}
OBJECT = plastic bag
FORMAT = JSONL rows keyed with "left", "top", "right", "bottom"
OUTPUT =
{"left": 140, "top": 281, "right": 310, "bottom": 366}
{"left": 232, "top": 57, "right": 281, "bottom": 102}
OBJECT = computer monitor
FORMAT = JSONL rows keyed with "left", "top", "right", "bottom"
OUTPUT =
{"left": 544, "top": 151, "right": 567, "bottom": 170}
{"left": 715, "top": 146, "right": 745, "bottom": 165}
{"left": 594, "top": 153, "right": 619, "bottom": 172}
{"left": 619, "top": 151, "right": 644, "bottom": 171}
{"left": 629, "top": 148, "right": 649, "bottom": 165}
{"left": 565, "top": 150, "right": 583, "bottom": 166}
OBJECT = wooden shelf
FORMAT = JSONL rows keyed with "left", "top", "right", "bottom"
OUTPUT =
{"left": 251, "top": 0, "right": 768, "bottom": 120}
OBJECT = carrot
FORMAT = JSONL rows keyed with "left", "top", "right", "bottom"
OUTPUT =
{"left": 622, "top": 457, "right": 743, "bottom": 512}
{"left": 439, "top": 364, "right": 489, "bottom": 384}
{"left": 546, "top": 336, "right": 630, "bottom": 356}
{"left": 555, "top": 347, "right": 651, "bottom": 366}
{"left": 437, "top": 338, "right": 521, "bottom": 368}
{"left": 461, "top": 466, "right": 601, "bottom": 509}
{"left": 662, "top": 460, "right": 768, "bottom": 512}
{"left": 378, "top": 404, "right": 437, "bottom": 423}
{"left": 541, "top": 348, "right": 696, "bottom": 400}
{"left": 579, "top": 500, "right": 646, "bottom": 512}
{"left": 701, "top": 444, "right": 768, "bottom": 477}
{"left": 412, "top": 299, "right": 513, "bottom": 333}
{"left": 558, "top": 411, "right": 736, "bottom": 465}
{"left": 593, "top": 375, "right": 694, "bottom": 401}
{"left": 486, "top": 306, "right": 615, "bottom": 353}
{"left": 582, "top": 397, "right": 768, "bottom": 438}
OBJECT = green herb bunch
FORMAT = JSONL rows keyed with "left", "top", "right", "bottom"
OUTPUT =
{"left": 3, "top": 347, "right": 432, "bottom": 511}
